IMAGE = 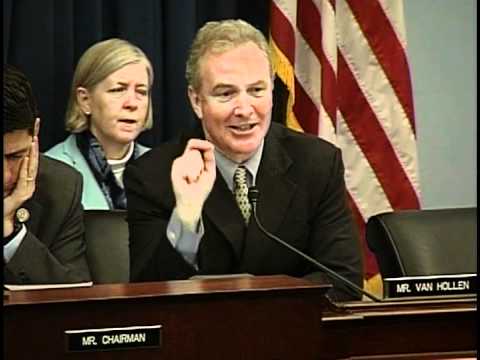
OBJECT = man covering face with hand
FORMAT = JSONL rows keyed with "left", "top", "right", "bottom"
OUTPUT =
{"left": 3, "top": 65, "right": 90, "bottom": 284}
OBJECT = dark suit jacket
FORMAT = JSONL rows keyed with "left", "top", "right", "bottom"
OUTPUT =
{"left": 4, "top": 155, "right": 91, "bottom": 284}
{"left": 125, "top": 123, "right": 363, "bottom": 300}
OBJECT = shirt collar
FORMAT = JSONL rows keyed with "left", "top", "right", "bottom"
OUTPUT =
{"left": 215, "top": 140, "right": 264, "bottom": 191}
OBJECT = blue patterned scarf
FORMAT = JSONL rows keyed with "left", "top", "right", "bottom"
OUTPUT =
{"left": 76, "top": 131, "right": 140, "bottom": 209}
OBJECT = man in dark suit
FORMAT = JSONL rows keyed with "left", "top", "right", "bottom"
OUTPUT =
{"left": 3, "top": 65, "right": 91, "bottom": 284}
{"left": 125, "top": 20, "right": 363, "bottom": 301}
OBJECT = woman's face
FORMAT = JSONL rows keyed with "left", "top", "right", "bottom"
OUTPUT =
{"left": 80, "top": 62, "right": 150, "bottom": 147}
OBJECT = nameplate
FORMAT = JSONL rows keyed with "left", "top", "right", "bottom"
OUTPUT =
{"left": 65, "top": 325, "right": 161, "bottom": 352}
{"left": 383, "top": 273, "right": 477, "bottom": 299}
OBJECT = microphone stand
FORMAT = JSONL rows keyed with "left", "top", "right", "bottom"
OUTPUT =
{"left": 248, "top": 187, "right": 382, "bottom": 302}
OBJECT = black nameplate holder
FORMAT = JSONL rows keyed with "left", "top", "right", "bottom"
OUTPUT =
{"left": 383, "top": 273, "right": 477, "bottom": 299}
{"left": 65, "top": 325, "right": 162, "bottom": 352}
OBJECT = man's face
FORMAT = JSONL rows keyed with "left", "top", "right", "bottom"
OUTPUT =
{"left": 189, "top": 41, "right": 273, "bottom": 163}
{"left": 4, "top": 129, "right": 32, "bottom": 197}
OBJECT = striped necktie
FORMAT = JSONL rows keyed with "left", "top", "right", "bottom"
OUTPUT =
{"left": 233, "top": 166, "right": 251, "bottom": 225}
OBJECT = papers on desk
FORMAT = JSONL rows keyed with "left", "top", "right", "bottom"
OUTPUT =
{"left": 4, "top": 281, "right": 93, "bottom": 291}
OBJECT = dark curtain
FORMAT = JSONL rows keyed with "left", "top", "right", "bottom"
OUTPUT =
{"left": 3, "top": 0, "right": 275, "bottom": 151}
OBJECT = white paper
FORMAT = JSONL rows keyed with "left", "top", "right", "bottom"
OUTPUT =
{"left": 4, "top": 281, "right": 93, "bottom": 291}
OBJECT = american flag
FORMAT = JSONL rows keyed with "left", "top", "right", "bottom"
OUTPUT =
{"left": 269, "top": 0, "right": 421, "bottom": 289}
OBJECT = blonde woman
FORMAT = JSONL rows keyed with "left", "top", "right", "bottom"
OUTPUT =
{"left": 46, "top": 38, "right": 154, "bottom": 209}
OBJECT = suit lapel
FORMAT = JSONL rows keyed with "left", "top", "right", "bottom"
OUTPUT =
{"left": 203, "top": 174, "right": 246, "bottom": 260}
{"left": 239, "top": 127, "right": 297, "bottom": 272}
{"left": 254, "top": 128, "right": 297, "bottom": 234}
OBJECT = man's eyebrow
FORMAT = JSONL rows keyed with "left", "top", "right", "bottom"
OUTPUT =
{"left": 211, "top": 83, "right": 235, "bottom": 91}
{"left": 249, "top": 80, "right": 267, "bottom": 87}
{"left": 210, "top": 80, "right": 268, "bottom": 93}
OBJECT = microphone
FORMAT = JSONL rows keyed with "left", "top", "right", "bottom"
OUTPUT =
{"left": 248, "top": 187, "right": 382, "bottom": 302}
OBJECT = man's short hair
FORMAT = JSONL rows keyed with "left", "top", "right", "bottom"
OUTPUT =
{"left": 185, "top": 19, "right": 273, "bottom": 91}
{"left": 3, "top": 64, "right": 39, "bottom": 135}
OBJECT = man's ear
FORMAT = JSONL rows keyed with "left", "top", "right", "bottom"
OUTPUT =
{"left": 33, "top": 117, "right": 40, "bottom": 137}
{"left": 76, "top": 87, "right": 91, "bottom": 115}
{"left": 187, "top": 86, "right": 203, "bottom": 119}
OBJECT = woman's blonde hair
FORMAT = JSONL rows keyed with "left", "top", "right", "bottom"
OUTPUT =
{"left": 65, "top": 38, "right": 154, "bottom": 132}
{"left": 185, "top": 19, "right": 273, "bottom": 91}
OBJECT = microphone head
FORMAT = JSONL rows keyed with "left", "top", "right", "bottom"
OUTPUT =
{"left": 248, "top": 186, "right": 260, "bottom": 205}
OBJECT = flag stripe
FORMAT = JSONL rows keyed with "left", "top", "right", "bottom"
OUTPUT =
{"left": 378, "top": 0, "right": 408, "bottom": 48}
{"left": 293, "top": 77, "right": 319, "bottom": 134}
{"left": 336, "top": 0, "right": 421, "bottom": 201}
{"left": 338, "top": 53, "right": 420, "bottom": 209}
{"left": 270, "top": 1, "right": 296, "bottom": 64}
{"left": 346, "top": 0, "right": 416, "bottom": 133}
{"left": 297, "top": 0, "right": 337, "bottom": 125}
{"left": 337, "top": 112, "right": 393, "bottom": 219}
